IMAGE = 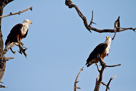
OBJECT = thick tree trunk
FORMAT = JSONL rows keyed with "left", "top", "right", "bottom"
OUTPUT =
{"left": 0, "top": 0, "right": 13, "bottom": 82}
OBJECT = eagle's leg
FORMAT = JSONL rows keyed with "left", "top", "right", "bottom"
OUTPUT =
{"left": 18, "top": 44, "right": 23, "bottom": 54}
{"left": 16, "top": 38, "right": 24, "bottom": 53}
{"left": 10, "top": 48, "right": 16, "bottom": 54}
{"left": 18, "top": 43, "right": 27, "bottom": 54}
{"left": 18, "top": 41, "right": 24, "bottom": 46}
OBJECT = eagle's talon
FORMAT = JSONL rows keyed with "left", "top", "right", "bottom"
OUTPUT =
{"left": 10, "top": 48, "right": 16, "bottom": 54}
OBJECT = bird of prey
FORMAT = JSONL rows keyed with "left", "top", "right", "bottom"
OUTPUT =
{"left": 5, "top": 19, "right": 32, "bottom": 53}
{"left": 86, "top": 36, "right": 111, "bottom": 67}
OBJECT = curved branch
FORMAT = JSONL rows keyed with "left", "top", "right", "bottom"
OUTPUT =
{"left": 0, "top": 6, "right": 32, "bottom": 18}
{"left": 65, "top": 0, "right": 136, "bottom": 39}
{"left": 74, "top": 67, "right": 84, "bottom": 91}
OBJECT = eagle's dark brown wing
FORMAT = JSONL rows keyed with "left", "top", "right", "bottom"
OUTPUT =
{"left": 5, "top": 23, "right": 23, "bottom": 46}
{"left": 86, "top": 43, "right": 107, "bottom": 67}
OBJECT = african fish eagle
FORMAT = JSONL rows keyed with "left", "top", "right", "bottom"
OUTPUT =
{"left": 5, "top": 19, "right": 32, "bottom": 52}
{"left": 86, "top": 36, "right": 111, "bottom": 67}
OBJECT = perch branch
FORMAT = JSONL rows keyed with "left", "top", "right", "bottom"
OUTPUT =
{"left": 4, "top": 42, "right": 28, "bottom": 58}
{"left": 74, "top": 67, "right": 84, "bottom": 91}
{"left": 65, "top": 0, "right": 136, "bottom": 39}
{"left": 94, "top": 54, "right": 121, "bottom": 91}
{"left": 0, "top": 6, "right": 32, "bottom": 18}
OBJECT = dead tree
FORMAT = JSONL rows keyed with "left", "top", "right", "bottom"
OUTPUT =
{"left": 94, "top": 54, "right": 121, "bottom": 91}
{"left": 0, "top": 0, "right": 32, "bottom": 87}
{"left": 65, "top": 0, "right": 136, "bottom": 40}
{"left": 74, "top": 55, "right": 121, "bottom": 91}
{"left": 67, "top": 1, "right": 127, "bottom": 90}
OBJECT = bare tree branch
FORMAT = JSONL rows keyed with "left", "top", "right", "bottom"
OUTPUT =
{"left": 94, "top": 54, "right": 121, "bottom": 91}
{"left": 0, "top": 6, "right": 32, "bottom": 18}
{"left": 65, "top": 0, "right": 136, "bottom": 39}
{"left": 74, "top": 67, "right": 84, "bottom": 91}
{"left": 106, "top": 75, "right": 117, "bottom": 91}
{"left": 4, "top": 42, "right": 28, "bottom": 58}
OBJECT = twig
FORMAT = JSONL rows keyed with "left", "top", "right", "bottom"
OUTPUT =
{"left": 5, "top": 57, "right": 14, "bottom": 61}
{"left": 65, "top": 0, "right": 136, "bottom": 39}
{"left": 74, "top": 67, "right": 84, "bottom": 91}
{"left": 89, "top": 11, "right": 96, "bottom": 26}
{"left": 0, "top": 6, "right": 32, "bottom": 18}
{"left": 106, "top": 75, "right": 117, "bottom": 91}
{"left": 106, "top": 64, "right": 121, "bottom": 67}
{"left": 95, "top": 63, "right": 100, "bottom": 72}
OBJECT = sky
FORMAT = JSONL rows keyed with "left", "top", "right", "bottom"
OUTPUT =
{"left": 0, "top": 0, "right": 136, "bottom": 91}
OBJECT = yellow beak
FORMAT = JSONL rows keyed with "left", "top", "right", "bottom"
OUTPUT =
{"left": 29, "top": 20, "right": 32, "bottom": 24}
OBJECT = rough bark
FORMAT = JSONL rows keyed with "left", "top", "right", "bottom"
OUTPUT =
{"left": 0, "top": 0, "right": 14, "bottom": 83}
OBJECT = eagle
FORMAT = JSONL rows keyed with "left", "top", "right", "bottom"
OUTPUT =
{"left": 5, "top": 19, "right": 32, "bottom": 53}
{"left": 86, "top": 36, "right": 111, "bottom": 67}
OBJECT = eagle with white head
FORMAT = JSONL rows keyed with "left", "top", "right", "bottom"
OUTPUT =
{"left": 5, "top": 19, "right": 32, "bottom": 53}
{"left": 86, "top": 36, "right": 111, "bottom": 67}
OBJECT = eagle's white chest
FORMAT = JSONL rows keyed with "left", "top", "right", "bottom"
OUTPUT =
{"left": 105, "top": 45, "right": 110, "bottom": 54}
{"left": 21, "top": 24, "right": 29, "bottom": 35}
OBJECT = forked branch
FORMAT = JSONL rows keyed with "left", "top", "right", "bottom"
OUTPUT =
{"left": 94, "top": 54, "right": 121, "bottom": 91}
{"left": 65, "top": 0, "right": 136, "bottom": 39}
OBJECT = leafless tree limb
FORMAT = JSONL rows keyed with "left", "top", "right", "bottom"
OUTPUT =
{"left": 65, "top": 0, "right": 136, "bottom": 39}
{"left": 94, "top": 54, "right": 121, "bottom": 91}
{"left": 4, "top": 42, "right": 28, "bottom": 58}
{"left": 105, "top": 75, "right": 117, "bottom": 91}
{"left": 74, "top": 67, "right": 84, "bottom": 91}
{"left": 0, "top": 6, "right": 32, "bottom": 18}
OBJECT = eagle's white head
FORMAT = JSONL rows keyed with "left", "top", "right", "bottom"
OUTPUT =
{"left": 21, "top": 19, "right": 32, "bottom": 35}
{"left": 105, "top": 36, "right": 111, "bottom": 45}
{"left": 23, "top": 19, "right": 32, "bottom": 24}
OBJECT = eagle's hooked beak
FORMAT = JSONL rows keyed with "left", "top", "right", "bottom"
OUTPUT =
{"left": 106, "top": 36, "right": 110, "bottom": 39}
{"left": 29, "top": 20, "right": 32, "bottom": 24}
